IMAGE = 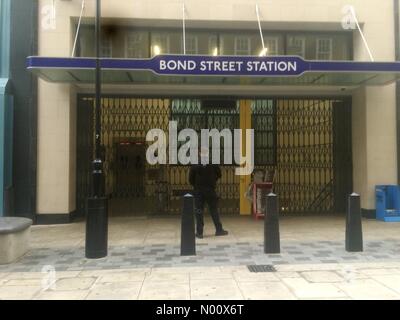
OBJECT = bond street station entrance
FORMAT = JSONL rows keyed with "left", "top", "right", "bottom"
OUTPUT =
{"left": 27, "top": 54, "right": 400, "bottom": 219}
{"left": 76, "top": 95, "right": 352, "bottom": 217}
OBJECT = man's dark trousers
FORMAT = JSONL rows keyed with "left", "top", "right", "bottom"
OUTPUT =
{"left": 194, "top": 188, "right": 223, "bottom": 235}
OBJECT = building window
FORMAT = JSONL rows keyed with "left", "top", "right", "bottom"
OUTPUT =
{"left": 185, "top": 35, "right": 198, "bottom": 54}
{"left": 264, "top": 37, "right": 279, "bottom": 56}
{"left": 316, "top": 38, "right": 333, "bottom": 60}
{"left": 151, "top": 33, "right": 170, "bottom": 56}
{"left": 209, "top": 35, "right": 218, "bottom": 55}
{"left": 101, "top": 38, "right": 112, "bottom": 58}
{"left": 234, "top": 36, "right": 251, "bottom": 55}
{"left": 77, "top": 25, "right": 352, "bottom": 60}
{"left": 287, "top": 36, "right": 306, "bottom": 57}
{"left": 125, "top": 32, "right": 144, "bottom": 58}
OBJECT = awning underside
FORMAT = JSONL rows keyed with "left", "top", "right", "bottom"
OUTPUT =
{"left": 30, "top": 68, "right": 400, "bottom": 86}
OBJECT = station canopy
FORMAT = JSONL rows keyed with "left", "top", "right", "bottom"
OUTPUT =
{"left": 26, "top": 55, "right": 400, "bottom": 87}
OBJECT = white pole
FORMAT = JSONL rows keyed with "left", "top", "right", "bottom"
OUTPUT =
{"left": 183, "top": 3, "right": 186, "bottom": 55}
{"left": 72, "top": 0, "right": 86, "bottom": 57}
{"left": 256, "top": 4, "right": 266, "bottom": 55}
{"left": 350, "top": 7, "right": 374, "bottom": 62}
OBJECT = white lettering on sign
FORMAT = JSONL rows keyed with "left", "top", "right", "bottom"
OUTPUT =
{"left": 159, "top": 59, "right": 297, "bottom": 74}
{"left": 159, "top": 60, "right": 196, "bottom": 71}
{"left": 246, "top": 61, "right": 297, "bottom": 72}
{"left": 199, "top": 61, "right": 244, "bottom": 72}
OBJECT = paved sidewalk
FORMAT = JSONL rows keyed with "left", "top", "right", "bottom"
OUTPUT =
{"left": 0, "top": 239, "right": 399, "bottom": 273}
{"left": 1, "top": 262, "right": 400, "bottom": 300}
{"left": 0, "top": 216, "right": 399, "bottom": 300}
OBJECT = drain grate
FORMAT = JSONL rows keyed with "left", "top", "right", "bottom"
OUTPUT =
{"left": 247, "top": 265, "right": 277, "bottom": 273}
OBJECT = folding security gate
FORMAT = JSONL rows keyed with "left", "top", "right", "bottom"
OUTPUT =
{"left": 272, "top": 98, "right": 352, "bottom": 214}
{"left": 76, "top": 97, "right": 94, "bottom": 217}
{"left": 76, "top": 95, "right": 352, "bottom": 216}
{"left": 170, "top": 99, "right": 241, "bottom": 215}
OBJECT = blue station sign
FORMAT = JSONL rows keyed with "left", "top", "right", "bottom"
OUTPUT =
{"left": 26, "top": 55, "right": 400, "bottom": 86}
{"left": 108, "top": 55, "right": 308, "bottom": 76}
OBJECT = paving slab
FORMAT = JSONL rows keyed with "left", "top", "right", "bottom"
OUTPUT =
{"left": 238, "top": 281, "right": 297, "bottom": 300}
{"left": 144, "top": 273, "right": 189, "bottom": 284}
{"left": 281, "top": 278, "right": 348, "bottom": 299}
{"left": 0, "top": 285, "right": 40, "bottom": 300}
{"left": 301, "top": 271, "right": 344, "bottom": 283}
{"left": 336, "top": 279, "right": 400, "bottom": 300}
{"left": 54, "top": 277, "right": 97, "bottom": 291}
{"left": 86, "top": 281, "right": 142, "bottom": 300}
{"left": 370, "top": 275, "right": 400, "bottom": 295}
{"left": 98, "top": 271, "right": 148, "bottom": 283}
{"left": 190, "top": 279, "right": 244, "bottom": 300}
{"left": 139, "top": 281, "right": 190, "bottom": 300}
{"left": 35, "top": 290, "right": 89, "bottom": 300}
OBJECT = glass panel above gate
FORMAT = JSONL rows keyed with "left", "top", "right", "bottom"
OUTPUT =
{"left": 252, "top": 99, "right": 277, "bottom": 166}
{"left": 76, "top": 25, "right": 352, "bottom": 61}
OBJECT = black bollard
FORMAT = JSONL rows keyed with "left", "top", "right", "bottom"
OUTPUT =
{"left": 85, "top": 197, "right": 108, "bottom": 259}
{"left": 181, "top": 194, "right": 196, "bottom": 256}
{"left": 346, "top": 193, "right": 363, "bottom": 252}
{"left": 264, "top": 193, "right": 281, "bottom": 254}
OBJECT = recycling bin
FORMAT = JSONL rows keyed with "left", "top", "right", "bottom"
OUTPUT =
{"left": 375, "top": 185, "right": 400, "bottom": 222}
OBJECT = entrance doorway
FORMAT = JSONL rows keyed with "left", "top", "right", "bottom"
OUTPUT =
{"left": 109, "top": 141, "right": 148, "bottom": 216}
{"left": 115, "top": 141, "right": 146, "bottom": 198}
{"left": 76, "top": 95, "right": 352, "bottom": 217}
{"left": 272, "top": 98, "right": 353, "bottom": 214}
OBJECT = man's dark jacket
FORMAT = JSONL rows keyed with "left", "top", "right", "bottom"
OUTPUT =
{"left": 189, "top": 164, "right": 222, "bottom": 191}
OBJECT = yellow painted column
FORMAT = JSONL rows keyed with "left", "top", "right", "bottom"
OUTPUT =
{"left": 239, "top": 100, "right": 252, "bottom": 215}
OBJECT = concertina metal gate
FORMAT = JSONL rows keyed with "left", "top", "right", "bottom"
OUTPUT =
{"left": 76, "top": 96, "right": 351, "bottom": 216}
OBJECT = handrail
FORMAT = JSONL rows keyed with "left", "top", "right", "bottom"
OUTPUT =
{"left": 306, "top": 179, "right": 334, "bottom": 211}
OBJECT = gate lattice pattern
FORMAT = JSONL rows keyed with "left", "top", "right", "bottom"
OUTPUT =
{"left": 77, "top": 96, "right": 346, "bottom": 216}
{"left": 274, "top": 99, "right": 335, "bottom": 214}
{"left": 170, "top": 99, "right": 240, "bottom": 214}
{"left": 101, "top": 98, "right": 170, "bottom": 199}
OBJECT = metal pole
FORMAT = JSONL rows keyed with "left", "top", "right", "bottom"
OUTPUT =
{"left": 95, "top": 0, "right": 102, "bottom": 173}
{"left": 264, "top": 193, "right": 280, "bottom": 254}
{"left": 346, "top": 193, "right": 363, "bottom": 252}
{"left": 350, "top": 7, "right": 374, "bottom": 62}
{"left": 85, "top": 0, "right": 108, "bottom": 259}
{"left": 255, "top": 4, "right": 266, "bottom": 56}
{"left": 181, "top": 194, "right": 196, "bottom": 256}
{"left": 71, "top": 0, "right": 85, "bottom": 57}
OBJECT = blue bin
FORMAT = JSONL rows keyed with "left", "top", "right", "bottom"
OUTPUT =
{"left": 376, "top": 185, "right": 400, "bottom": 222}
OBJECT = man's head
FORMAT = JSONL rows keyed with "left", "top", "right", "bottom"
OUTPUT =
{"left": 199, "top": 146, "right": 209, "bottom": 165}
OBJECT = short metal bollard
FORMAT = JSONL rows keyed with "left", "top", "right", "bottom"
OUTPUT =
{"left": 85, "top": 197, "right": 108, "bottom": 259}
{"left": 264, "top": 193, "right": 281, "bottom": 254}
{"left": 181, "top": 194, "right": 196, "bottom": 256}
{"left": 346, "top": 193, "right": 363, "bottom": 252}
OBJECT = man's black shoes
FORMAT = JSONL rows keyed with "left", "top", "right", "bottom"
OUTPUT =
{"left": 196, "top": 231, "right": 229, "bottom": 238}
{"left": 215, "top": 230, "right": 229, "bottom": 237}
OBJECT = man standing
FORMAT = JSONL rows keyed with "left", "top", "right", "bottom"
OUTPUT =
{"left": 189, "top": 148, "right": 229, "bottom": 239}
